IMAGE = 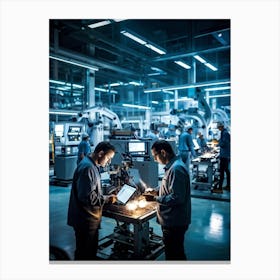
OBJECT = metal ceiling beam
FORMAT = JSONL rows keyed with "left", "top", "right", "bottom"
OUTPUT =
{"left": 153, "top": 45, "right": 230, "bottom": 62}
{"left": 50, "top": 48, "right": 139, "bottom": 77}
{"left": 50, "top": 48, "right": 171, "bottom": 87}
{"left": 60, "top": 21, "right": 179, "bottom": 77}
{"left": 144, "top": 79, "right": 230, "bottom": 93}
{"left": 194, "top": 28, "right": 230, "bottom": 39}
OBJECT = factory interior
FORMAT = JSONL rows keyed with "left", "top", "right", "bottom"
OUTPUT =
{"left": 49, "top": 19, "right": 231, "bottom": 262}
{"left": 1, "top": 0, "right": 280, "bottom": 278}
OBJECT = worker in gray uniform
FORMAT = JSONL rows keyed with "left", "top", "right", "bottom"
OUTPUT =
{"left": 178, "top": 126, "right": 196, "bottom": 173}
{"left": 144, "top": 140, "right": 191, "bottom": 260}
{"left": 67, "top": 141, "right": 117, "bottom": 260}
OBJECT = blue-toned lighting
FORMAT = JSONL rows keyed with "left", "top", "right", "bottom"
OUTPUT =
{"left": 122, "top": 103, "right": 151, "bottom": 110}
{"left": 88, "top": 20, "right": 111, "bottom": 29}
{"left": 174, "top": 60, "right": 191, "bottom": 69}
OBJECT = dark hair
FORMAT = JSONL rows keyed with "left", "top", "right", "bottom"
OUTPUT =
{"left": 94, "top": 141, "right": 115, "bottom": 154}
{"left": 151, "top": 140, "right": 175, "bottom": 156}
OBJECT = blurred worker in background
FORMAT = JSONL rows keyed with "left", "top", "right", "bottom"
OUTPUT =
{"left": 211, "top": 122, "right": 231, "bottom": 194}
{"left": 145, "top": 129, "right": 159, "bottom": 140}
{"left": 197, "top": 132, "right": 209, "bottom": 153}
{"left": 178, "top": 126, "right": 196, "bottom": 173}
{"left": 77, "top": 132, "right": 91, "bottom": 165}
{"left": 67, "top": 141, "right": 117, "bottom": 260}
{"left": 144, "top": 140, "right": 191, "bottom": 260}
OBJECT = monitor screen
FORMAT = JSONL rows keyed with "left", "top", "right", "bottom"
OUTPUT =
{"left": 68, "top": 126, "right": 82, "bottom": 133}
{"left": 128, "top": 142, "right": 146, "bottom": 153}
{"left": 54, "top": 124, "right": 64, "bottom": 137}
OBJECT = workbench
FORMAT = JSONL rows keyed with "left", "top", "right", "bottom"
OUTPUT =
{"left": 98, "top": 200, "right": 164, "bottom": 260}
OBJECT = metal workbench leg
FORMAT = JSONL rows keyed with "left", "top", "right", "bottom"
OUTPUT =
{"left": 133, "top": 222, "right": 150, "bottom": 257}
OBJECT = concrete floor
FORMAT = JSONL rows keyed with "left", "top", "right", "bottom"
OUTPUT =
{"left": 49, "top": 184, "right": 230, "bottom": 262}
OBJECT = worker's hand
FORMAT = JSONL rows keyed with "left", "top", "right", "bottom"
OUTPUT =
{"left": 144, "top": 188, "right": 158, "bottom": 196}
{"left": 107, "top": 194, "right": 117, "bottom": 204}
{"left": 143, "top": 194, "right": 156, "bottom": 202}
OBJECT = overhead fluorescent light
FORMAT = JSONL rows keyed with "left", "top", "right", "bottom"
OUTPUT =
{"left": 88, "top": 20, "right": 111, "bottom": 29}
{"left": 145, "top": 44, "right": 166, "bottom": 55}
{"left": 104, "top": 82, "right": 122, "bottom": 87}
{"left": 208, "top": 94, "right": 230, "bottom": 98}
{"left": 50, "top": 86, "right": 66, "bottom": 92}
{"left": 148, "top": 67, "right": 166, "bottom": 76}
{"left": 50, "top": 79, "right": 84, "bottom": 89}
{"left": 128, "top": 81, "right": 143, "bottom": 86}
{"left": 194, "top": 55, "right": 206, "bottom": 64}
{"left": 151, "top": 101, "right": 159, "bottom": 104}
{"left": 193, "top": 55, "right": 218, "bottom": 71}
{"left": 49, "top": 79, "right": 66, "bottom": 85}
{"left": 205, "top": 86, "right": 231, "bottom": 91}
{"left": 122, "top": 104, "right": 151, "bottom": 110}
{"left": 205, "top": 63, "right": 218, "bottom": 71}
{"left": 94, "top": 87, "right": 107, "bottom": 92}
{"left": 151, "top": 67, "right": 163, "bottom": 72}
{"left": 144, "top": 80, "right": 230, "bottom": 93}
{"left": 94, "top": 87, "right": 118, "bottom": 94}
{"left": 113, "top": 19, "right": 126, "bottom": 22}
{"left": 147, "top": 72, "right": 161, "bottom": 76}
{"left": 120, "top": 30, "right": 147, "bottom": 45}
{"left": 49, "top": 110, "right": 78, "bottom": 116}
{"left": 174, "top": 61, "right": 191, "bottom": 69}
{"left": 163, "top": 90, "right": 174, "bottom": 95}
{"left": 49, "top": 56, "right": 99, "bottom": 72}
{"left": 164, "top": 97, "right": 190, "bottom": 102}
{"left": 120, "top": 29, "right": 166, "bottom": 55}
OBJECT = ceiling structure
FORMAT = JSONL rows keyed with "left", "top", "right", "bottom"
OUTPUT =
{"left": 49, "top": 19, "right": 230, "bottom": 121}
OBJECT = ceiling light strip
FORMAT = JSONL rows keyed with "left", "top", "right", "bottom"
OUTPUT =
{"left": 193, "top": 55, "right": 206, "bottom": 64}
{"left": 174, "top": 61, "right": 191, "bottom": 69}
{"left": 145, "top": 44, "right": 166, "bottom": 55}
{"left": 208, "top": 94, "right": 230, "bottom": 98}
{"left": 49, "top": 55, "right": 99, "bottom": 72}
{"left": 121, "top": 30, "right": 147, "bottom": 45}
{"left": 94, "top": 87, "right": 117, "bottom": 94}
{"left": 50, "top": 79, "right": 84, "bottom": 89}
{"left": 144, "top": 80, "right": 230, "bottom": 93}
{"left": 194, "top": 55, "right": 218, "bottom": 71}
{"left": 120, "top": 30, "right": 166, "bottom": 55}
{"left": 205, "top": 86, "right": 231, "bottom": 91}
{"left": 49, "top": 110, "right": 79, "bottom": 116}
{"left": 88, "top": 20, "right": 111, "bottom": 29}
{"left": 122, "top": 104, "right": 151, "bottom": 110}
{"left": 204, "top": 63, "right": 218, "bottom": 71}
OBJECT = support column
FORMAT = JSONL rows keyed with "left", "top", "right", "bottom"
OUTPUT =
{"left": 87, "top": 70, "right": 95, "bottom": 108}
{"left": 174, "top": 90, "right": 178, "bottom": 109}
{"left": 188, "top": 58, "right": 196, "bottom": 98}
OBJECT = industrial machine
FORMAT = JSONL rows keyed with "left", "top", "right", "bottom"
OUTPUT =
{"left": 53, "top": 122, "right": 85, "bottom": 155}
{"left": 191, "top": 147, "right": 220, "bottom": 191}
{"left": 75, "top": 105, "right": 123, "bottom": 146}
{"left": 109, "top": 139, "right": 159, "bottom": 188}
{"left": 53, "top": 122, "right": 85, "bottom": 181}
